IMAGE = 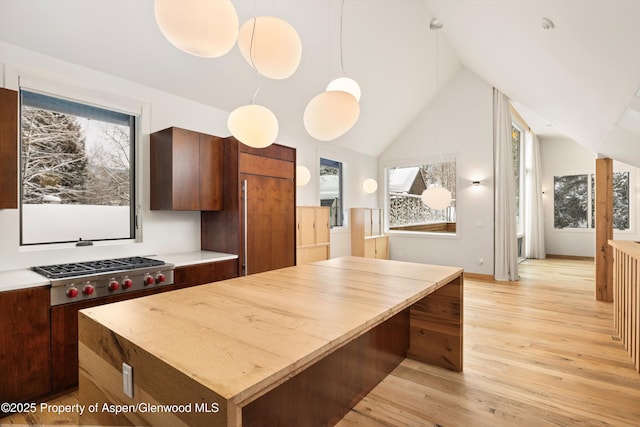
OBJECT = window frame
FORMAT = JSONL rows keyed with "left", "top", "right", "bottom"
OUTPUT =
{"left": 552, "top": 169, "right": 634, "bottom": 233}
{"left": 382, "top": 155, "right": 458, "bottom": 239}
{"left": 318, "top": 155, "right": 346, "bottom": 229}
{"left": 6, "top": 66, "right": 146, "bottom": 249}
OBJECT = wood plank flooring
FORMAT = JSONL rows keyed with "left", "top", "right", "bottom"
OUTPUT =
{"left": 2, "top": 258, "right": 639, "bottom": 426}
{"left": 338, "top": 258, "right": 640, "bottom": 427}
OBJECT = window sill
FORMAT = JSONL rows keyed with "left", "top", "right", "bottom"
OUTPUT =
{"left": 386, "top": 230, "right": 459, "bottom": 240}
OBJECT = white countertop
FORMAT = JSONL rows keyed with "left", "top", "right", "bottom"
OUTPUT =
{"left": 0, "top": 251, "right": 238, "bottom": 293}
{"left": 0, "top": 269, "right": 50, "bottom": 293}
{"left": 150, "top": 250, "right": 238, "bottom": 268}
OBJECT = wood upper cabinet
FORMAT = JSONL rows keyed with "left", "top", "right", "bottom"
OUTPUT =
{"left": 296, "top": 206, "right": 330, "bottom": 264}
{"left": 0, "top": 286, "right": 50, "bottom": 404}
{"left": 0, "top": 88, "right": 18, "bottom": 209}
{"left": 351, "top": 208, "right": 389, "bottom": 260}
{"left": 150, "top": 127, "right": 223, "bottom": 211}
{"left": 201, "top": 137, "right": 296, "bottom": 276}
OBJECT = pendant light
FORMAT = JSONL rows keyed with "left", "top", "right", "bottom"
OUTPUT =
{"left": 421, "top": 18, "right": 453, "bottom": 211}
{"left": 303, "top": 91, "right": 359, "bottom": 141}
{"left": 153, "top": 0, "right": 239, "bottom": 58}
{"left": 237, "top": 16, "right": 302, "bottom": 80}
{"left": 228, "top": 9, "right": 278, "bottom": 149}
{"left": 228, "top": 104, "right": 278, "bottom": 148}
{"left": 326, "top": 77, "right": 361, "bottom": 102}
{"left": 304, "top": 0, "right": 360, "bottom": 141}
{"left": 421, "top": 186, "right": 452, "bottom": 210}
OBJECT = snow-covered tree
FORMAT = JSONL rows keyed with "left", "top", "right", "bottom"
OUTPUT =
{"left": 21, "top": 107, "right": 89, "bottom": 204}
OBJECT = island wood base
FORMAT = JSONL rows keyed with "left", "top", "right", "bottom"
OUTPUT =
{"left": 78, "top": 257, "right": 463, "bottom": 426}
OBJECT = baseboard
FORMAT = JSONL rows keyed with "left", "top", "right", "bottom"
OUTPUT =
{"left": 463, "top": 272, "right": 494, "bottom": 282}
{"left": 545, "top": 254, "right": 595, "bottom": 261}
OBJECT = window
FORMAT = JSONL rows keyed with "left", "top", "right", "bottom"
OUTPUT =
{"left": 319, "top": 157, "right": 343, "bottom": 228}
{"left": 385, "top": 159, "right": 456, "bottom": 233}
{"left": 20, "top": 89, "right": 137, "bottom": 245}
{"left": 511, "top": 123, "right": 524, "bottom": 232}
{"left": 553, "top": 172, "right": 630, "bottom": 230}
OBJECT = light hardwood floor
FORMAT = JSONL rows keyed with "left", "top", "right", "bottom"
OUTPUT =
{"left": 2, "top": 258, "right": 639, "bottom": 426}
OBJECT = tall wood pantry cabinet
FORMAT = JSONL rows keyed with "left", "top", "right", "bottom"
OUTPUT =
{"left": 201, "top": 137, "right": 296, "bottom": 276}
{"left": 351, "top": 208, "right": 389, "bottom": 259}
{"left": 296, "top": 206, "right": 330, "bottom": 264}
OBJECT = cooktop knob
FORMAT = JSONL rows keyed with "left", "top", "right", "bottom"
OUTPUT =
{"left": 144, "top": 275, "right": 155, "bottom": 286}
{"left": 108, "top": 280, "right": 120, "bottom": 291}
{"left": 122, "top": 278, "right": 133, "bottom": 289}
{"left": 66, "top": 287, "right": 79, "bottom": 298}
{"left": 156, "top": 273, "right": 166, "bottom": 283}
{"left": 82, "top": 284, "right": 95, "bottom": 295}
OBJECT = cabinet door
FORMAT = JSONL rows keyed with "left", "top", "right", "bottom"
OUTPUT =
{"left": 363, "top": 209, "right": 373, "bottom": 237}
{"left": 371, "top": 209, "right": 382, "bottom": 236}
{"left": 0, "top": 88, "right": 18, "bottom": 209}
{"left": 0, "top": 287, "right": 50, "bottom": 403}
{"left": 298, "top": 207, "right": 317, "bottom": 247}
{"left": 198, "top": 133, "right": 223, "bottom": 211}
{"left": 169, "top": 127, "right": 201, "bottom": 210}
{"left": 243, "top": 174, "right": 295, "bottom": 275}
{"left": 375, "top": 236, "right": 389, "bottom": 259}
{"left": 315, "top": 207, "right": 330, "bottom": 244}
{"left": 364, "top": 239, "right": 377, "bottom": 258}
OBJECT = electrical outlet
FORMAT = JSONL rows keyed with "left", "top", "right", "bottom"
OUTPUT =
{"left": 123, "top": 363, "right": 133, "bottom": 398}
{"left": 478, "top": 257, "right": 484, "bottom": 265}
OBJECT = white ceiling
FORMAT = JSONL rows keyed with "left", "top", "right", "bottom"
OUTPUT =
{"left": 0, "top": 0, "right": 639, "bottom": 163}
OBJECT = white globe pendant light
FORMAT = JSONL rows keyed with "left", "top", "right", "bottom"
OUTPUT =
{"left": 238, "top": 16, "right": 302, "bottom": 80}
{"left": 421, "top": 187, "right": 452, "bottom": 210}
{"left": 326, "top": 77, "right": 361, "bottom": 102}
{"left": 228, "top": 104, "right": 278, "bottom": 148}
{"left": 154, "top": 0, "right": 239, "bottom": 58}
{"left": 303, "top": 91, "right": 360, "bottom": 141}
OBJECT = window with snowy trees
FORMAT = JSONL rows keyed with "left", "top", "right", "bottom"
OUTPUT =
{"left": 553, "top": 171, "right": 630, "bottom": 230}
{"left": 385, "top": 159, "right": 456, "bottom": 234}
{"left": 20, "top": 90, "right": 136, "bottom": 245}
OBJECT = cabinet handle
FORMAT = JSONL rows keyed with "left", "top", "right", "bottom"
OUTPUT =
{"left": 243, "top": 179, "right": 248, "bottom": 276}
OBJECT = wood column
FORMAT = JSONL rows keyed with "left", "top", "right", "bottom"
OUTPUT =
{"left": 595, "top": 158, "right": 613, "bottom": 302}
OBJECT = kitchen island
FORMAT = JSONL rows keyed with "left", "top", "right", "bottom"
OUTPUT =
{"left": 78, "top": 256, "right": 463, "bottom": 426}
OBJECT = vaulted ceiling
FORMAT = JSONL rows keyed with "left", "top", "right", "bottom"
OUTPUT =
{"left": 1, "top": 0, "right": 638, "bottom": 165}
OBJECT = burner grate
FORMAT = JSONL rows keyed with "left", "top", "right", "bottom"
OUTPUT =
{"left": 32, "top": 256, "right": 165, "bottom": 279}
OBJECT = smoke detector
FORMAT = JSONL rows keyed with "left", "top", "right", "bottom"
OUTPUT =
{"left": 430, "top": 18, "right": 443, "bottom": 30}
{"left": 541, "top": 17, "right": 555, "bottom": 30}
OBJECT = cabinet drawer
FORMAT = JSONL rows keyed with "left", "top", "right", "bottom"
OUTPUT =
{"left": 173, "top": 259, "right": 239, "bottom": 289}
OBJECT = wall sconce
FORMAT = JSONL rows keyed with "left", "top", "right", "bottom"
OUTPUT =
{"left": 296, "top": 165, "right": 311, "bottom": 187}
{"left": 472, "top": 180, "right": 481, "bottom": 186}
{"left": 362, "top": 178, "right": 378, "bottom": 193}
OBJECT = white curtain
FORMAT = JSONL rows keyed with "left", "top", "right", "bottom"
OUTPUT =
{"left": 524, "top": 132, "right": 546, "bottom": 259}
{"left": 493, "top": 89, "right": 519, "bottom": 281}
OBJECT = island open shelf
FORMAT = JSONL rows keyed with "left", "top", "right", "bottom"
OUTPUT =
{"left": 78, "top": 256, "right": 463, "bottom": 426}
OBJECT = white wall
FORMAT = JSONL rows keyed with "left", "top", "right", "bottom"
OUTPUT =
{"left": 0, "top": 42, "right": 376, "bottom": 271}
{"left": 378, "top": 68, "right": 494, "bottom": 275}
{"left": 540, "top": 136, "right": 640, "bottom": 257}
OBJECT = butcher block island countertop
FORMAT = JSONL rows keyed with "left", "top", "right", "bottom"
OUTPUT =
{"left": 78, "top": 256, "right": 463, "bottom": 427}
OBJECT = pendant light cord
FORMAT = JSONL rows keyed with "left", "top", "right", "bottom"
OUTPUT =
{"left": 250, "top": 0, "right": 260, "bottom": 104}
{"left": 339, "top": 0, "right": 346, "bottom": 76}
